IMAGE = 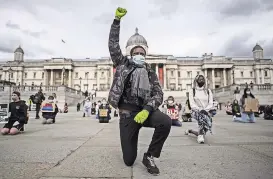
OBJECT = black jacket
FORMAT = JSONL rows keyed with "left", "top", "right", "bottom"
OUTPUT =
{"left": 108, "top": 19, "right": 163, "bottom": 112}
{"left": 9, "top": 100, "right": 28, "bottom": 123}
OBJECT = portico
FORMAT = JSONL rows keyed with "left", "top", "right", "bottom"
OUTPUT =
{"left": 202, "top": 62, "right": 233, "bottom": 89}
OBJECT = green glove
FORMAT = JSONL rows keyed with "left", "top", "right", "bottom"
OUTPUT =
{"left": 115, "top": 7, "right": 127, "bottom": 20}
{"left": 134, "top": 110, "right": 149, "bottom": 124}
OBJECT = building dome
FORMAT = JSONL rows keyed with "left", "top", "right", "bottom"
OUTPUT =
{"left": 126, "top": 28, "right": 148, "bottom": 48}
{"left": 14, "top": 46, "right": 24, "bottom": 54}
{"left": 252, "top": 43, "right": 263, "bottom": 52}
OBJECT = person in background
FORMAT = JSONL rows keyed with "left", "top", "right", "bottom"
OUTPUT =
{"left": 41, "top": 96, "right": 58, "bottom": 124}
{"left": 28, "top": 96, "right": 33, "bottom": 111}
{"left": 95, "top": 100, "right": 101, "bottom": 119}
{"left": 83, "top": 98, "right": 92, "bottom": 117}
{"left": 185, "top": 75, "right": 213, "bottom": 144}
{"left": 63, "top": 103, "right": 68, "bottom": 113}
{"left": 1, "top": 91, "right": 28, "bottom": 135}
{"left": 33, "top": 89, "right": 45, "bottom": 119}
{"left": 98, "top": 98, "right": 112, "bottom": 120}
{"left": 264, "top": 104, "right": 273, "bottom": 120}
{"left": 166, "top": 96, "right": 181, "bottom": 127}
{"left": 238, "top": 88, "right": 256, "bottom": 123}
{"left": 77, "top": 102, "right": 81, "bottom": 112}
{"left": 232, "top": 99, "right": 242, "bottom": 121}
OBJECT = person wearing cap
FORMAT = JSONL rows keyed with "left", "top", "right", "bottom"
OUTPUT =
{"left": 1, "top": 91, "right": 28, "bottom": 135}
{"left": 107, "top": 7, "right": 171, "bottom": 175}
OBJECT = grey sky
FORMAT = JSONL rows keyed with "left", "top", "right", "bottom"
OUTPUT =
{"left": 0, "top": 0, "right": 272, "bottom": 60}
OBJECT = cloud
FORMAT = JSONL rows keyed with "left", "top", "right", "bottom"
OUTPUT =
{"left": 0, "top": 0, "right": 272, "bottom": 60}
{"left": 0, "top": 45, "right": 15, "bottom": 54}
{"left": 6, "top": 21, "right": 20, "bottom": 29}
{"left": 92, "top": 12, "right": 113, "bottom": 24}
{"left": 218, "top": 0, "right": 273, "bottom": 18}
{"left": 148, "top": 0, "right": 180, "bottom": 19}
{"left": 221, "top": 32, "right": 273, "bottom": 57}
{"left": 222, "top": 32, "right": 253, "bottom": 56}
{"left": 5, "top": 20, "right": 47, "bottom": 38}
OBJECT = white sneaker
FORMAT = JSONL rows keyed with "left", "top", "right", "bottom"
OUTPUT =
{"left": 197, "top": 135, "right": 205, "bottom": 144}
{"left": 185, "top": 129, "right": 189, "bottom": 135}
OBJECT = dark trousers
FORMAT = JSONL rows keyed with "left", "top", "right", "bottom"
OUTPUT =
{"left": 119, "top": 110, "right": 171, "bottom": 166}
{"left": 36, "top": 103, "right": 41, "bottom": 118}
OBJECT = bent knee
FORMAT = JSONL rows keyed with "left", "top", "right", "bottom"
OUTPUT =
{"left": 9, "top": 128, "right": 19, "bottom": 135}
{"left": 47, "top": 119, "right": 53, "bottom": 124}
{"left": 160, "top": 113, "right": 172, "bottom": 128}
{"left": 123, "top": 157, "right": 135, "bottom": 166}
{"left": 1, "top": 128, "right": 10, "bottom": 135}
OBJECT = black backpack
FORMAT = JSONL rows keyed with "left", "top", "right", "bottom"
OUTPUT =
{"left": 33, "top": 94, "right": 41, "bottom": 104}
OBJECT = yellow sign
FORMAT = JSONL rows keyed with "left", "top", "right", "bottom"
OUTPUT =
{"left": 99, "top": 109, "right": 108, "bottom": 117}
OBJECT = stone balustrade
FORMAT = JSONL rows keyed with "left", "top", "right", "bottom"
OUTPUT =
{"left": 213, "top": 84, "right": 273, "bottom": 105}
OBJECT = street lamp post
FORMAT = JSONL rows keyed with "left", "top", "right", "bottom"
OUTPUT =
{"left": 8, "top": 67, "right": 13, "bottom": 102}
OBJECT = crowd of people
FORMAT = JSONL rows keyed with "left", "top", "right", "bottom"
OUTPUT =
{"left": 1, "top": 7, "right": 272, "bottom": 177}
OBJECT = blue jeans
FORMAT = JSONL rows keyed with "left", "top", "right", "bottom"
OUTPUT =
{"left": 233, "top": 112, "right": 255, "bottom": 123}
{"left": 172, "top": 120, "right": 182, "bottom": 127}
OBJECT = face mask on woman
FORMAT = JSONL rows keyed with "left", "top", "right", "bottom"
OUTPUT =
{"left": 168, "top": 100, "right": 174, "bottom": 104}
{"left": 246, "top": 91, "right": 251, "bottom": 95}
{"left": 102, "top": 101, "right": 107, "bottom": 105}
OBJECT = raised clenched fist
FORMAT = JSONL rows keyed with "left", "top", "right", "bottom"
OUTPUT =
{"left": 115, "top": 7, "right": 127, "bottom": 20}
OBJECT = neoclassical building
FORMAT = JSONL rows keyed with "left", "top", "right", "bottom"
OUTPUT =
{"left": 0, "top": 28, "right": 273, "bottom": 92}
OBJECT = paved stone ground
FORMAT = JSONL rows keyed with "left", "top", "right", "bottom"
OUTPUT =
{"left": 0, "top": 108, "right": 273, "bottom": 179}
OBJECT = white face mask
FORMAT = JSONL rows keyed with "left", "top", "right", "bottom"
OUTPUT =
{"left": 132, "top": 55, "right": 145, "bottom": 65}
{"left": 98, "top": 102, "right": 101, "bottom": 105}
{"left": 168, "top": 100, "right": 173, "bottom": 104}
{"left": 246, "top": 91, "right": 250, "bottom": 95}
{"left": 48, "top": 100, "right": 53, "bottom": 103}
{"left": 86, "top": 100, "right": 90, "bottom": 102}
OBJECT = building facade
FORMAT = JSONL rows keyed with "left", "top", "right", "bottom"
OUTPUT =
{"left": 0, "top": 28, "right": 273, "bottom": 92}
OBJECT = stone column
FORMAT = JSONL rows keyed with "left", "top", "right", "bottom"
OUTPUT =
{"left": 110, "top": 66, "right": 114, "bottom": 88}
{"left": 175, "top": 68, "right": 179, "bottom": 90}
{"left": 255, "top": 69, "right": 259, "bottom": 84}
{"left": 204, "top": 69, "right": 208, "bottom": 84}
{"left": 212, "top": 68, "right": 215, "bottom": 89}
{"left": 271, "top": 69, "right": 273, "bottom": 84}
{"left": 61, "top": 70, "right": 64, "bottom": 85}
{"left": 43, "top": 70, "right": 47, "bottom": 86}
{"left": 68, "top": 70, "right": 72, "bottom": 87}
{"left": 223, "top": 68, "right": 227, "bottom": 87}
{"left": 163, "top": 64, "right": 167, "bottom": 89}
{"left": 96, "top": 70, "right": 100, "bottom": 90}
{"left": 261, "top": 69, "right": 265, "bottom": 84}
{"left": 155, "top": 64, "right": 159, "bottom": 77}
{"left": 50, "top": 69, "right": 53, "bottom": 85}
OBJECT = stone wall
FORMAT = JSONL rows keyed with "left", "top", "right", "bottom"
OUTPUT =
{"left": 0, "top": 85, "right": 85, "bottom": 107}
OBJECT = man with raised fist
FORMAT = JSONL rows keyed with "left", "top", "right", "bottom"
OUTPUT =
{"left": 108, "top": 7, "right": 172, "bottom": 175}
